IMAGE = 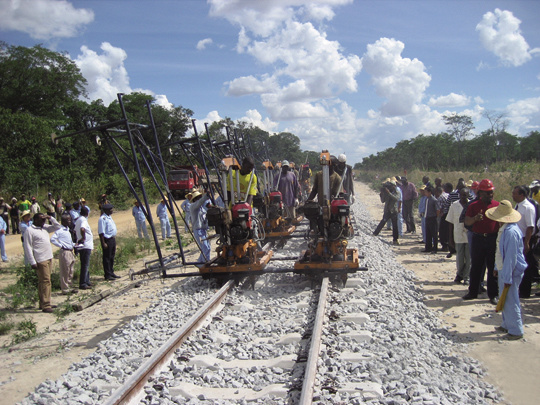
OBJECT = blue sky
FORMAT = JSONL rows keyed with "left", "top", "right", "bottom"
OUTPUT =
{"left": 1, "top": 0, "right": 539, "bottom": 165}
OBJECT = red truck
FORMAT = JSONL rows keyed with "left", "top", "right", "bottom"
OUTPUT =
{"left": 167, "top": 165, "right": 206, "bottom": 199}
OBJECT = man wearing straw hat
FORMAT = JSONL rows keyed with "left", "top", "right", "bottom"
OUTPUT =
{"left": 486, "top": 200, "right": 527, "bottom": 340}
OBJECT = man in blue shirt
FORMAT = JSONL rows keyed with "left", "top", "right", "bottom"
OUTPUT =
{"left": 51, "top": 214, "right": 77, "bottom": 294}
{"left": 156, "top": 199, "right": 171, "bottom": 240}
{"left": 0, "top": 215, "right": 7, "bottom": 262}
{"left": 180, "top": 193, "right": 192, "bottom": 232}
{"left": 132, "top": 201, "right": 149, "bottom": 239}
{"left": 98, "top": 204, "right": 120, "bottom": 281}
{"left": 422, "top": 186, "right": 441, "bottom": 253}
{"left": 487, "top": 200, "right": 528, "bottom": 340}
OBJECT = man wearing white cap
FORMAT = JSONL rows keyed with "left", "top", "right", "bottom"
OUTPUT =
{"left": 334, "top": 154, "right": 355, "bottom": 204}
{"left": 487, "top": 200, "right": 527, "bottom": 340}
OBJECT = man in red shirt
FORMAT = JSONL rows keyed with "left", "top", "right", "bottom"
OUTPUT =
{"left": 463, "top": 179, "right": 500, "bottom": 304}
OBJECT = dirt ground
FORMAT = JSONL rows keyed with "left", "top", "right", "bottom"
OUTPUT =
{"left": 0, "top": 185, "right": 539, "bottom": 404}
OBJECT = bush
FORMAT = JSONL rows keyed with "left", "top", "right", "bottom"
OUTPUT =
{"left": 3, "top": 265, "right": 39, "bottom": 308}
{"left": 12, "top": 319, "right": 37, "bottom": 344}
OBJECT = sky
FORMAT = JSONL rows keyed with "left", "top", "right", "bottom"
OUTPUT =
{"left": 1, "top": 0, "right": 539, "bottom": 165}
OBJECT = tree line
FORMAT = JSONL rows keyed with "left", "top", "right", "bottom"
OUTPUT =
{"left": 0, "top": 43, "right": 320, "bottom": 205}
{"left": 354, "top": 113, "right": 540, "bottom": 172}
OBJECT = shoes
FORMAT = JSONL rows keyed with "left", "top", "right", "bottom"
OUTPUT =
{"left": 418, "top": 241, "right": 425, "bottom": 244}
{"left": 463, "top": 279, "right": 470, "bottom": 285}
{"left": 454, "top": 276, "right": 463, "bottom": 284}
{"left": 519, "top": 294, "right": 531, "bottom": 299}
{"left": 479, "top": 286, "right": 487, "bottom": 293}
{"left": 446, "top": 253, "right": 453, "bottom": 258}
{"left": 104, "top": 277, "right": 117, "bottom": 281}
{"left": 494, "top": 326, "right": 508, "bottom": 333}
{"left": 535, "top": 291, "right": 540, "bottom": 297}
{"left": 502, "top": 333, "right": 523, "bottom": 341}
{"left": 462, "top": 293, "right": 477, "bottom": 300}
{"left": 421, "top": 249, "right": 431, "bottom": 253}
{"left": 111, "top": 274, "right": 121, "bottom": 279}
{"left": 430, "top": 250, "right": 438, "bottom": 254}
{"left": 79, "top": 285, "right": 91, "bottom": 290}
{"left": 393, "top": 240, "right": 400, "bottom": 245}
{"left": 489, "top": 297, "right": 499, "bottom": 305}
{"left": 42, "top": 308, "right": 54, "bottom": 313}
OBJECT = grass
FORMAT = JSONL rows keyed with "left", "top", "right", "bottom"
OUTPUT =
{"left": 0, "top": 311, "right": 14, "bottom": 335}
{"left": 11, "top": 319, "right": 37, "bottom": 344}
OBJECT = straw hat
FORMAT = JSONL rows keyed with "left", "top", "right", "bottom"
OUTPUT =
{"left": 485, "top": 200, "right": 521, "bottom": 223}
{"left": 190, "top": 190, "right": 202, "bottom": 200}
{"left": 21, "top": 210, "right": 31, "bottom": 218}
{"left": 418, "top": 185, "right": 426, "bottom": 190}
{"left": 465, "top": 180, "right": 473, "bottom": 187}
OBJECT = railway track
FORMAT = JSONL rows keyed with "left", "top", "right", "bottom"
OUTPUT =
{"left": 103, "top": 271, "right": 340, "bottom": 404}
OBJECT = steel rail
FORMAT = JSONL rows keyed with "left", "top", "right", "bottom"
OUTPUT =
{"left": 299, "top": 276, "right": 330, "bottom": 405}
{"left": 103, "top": 279, "right": 235, "bottom": 405}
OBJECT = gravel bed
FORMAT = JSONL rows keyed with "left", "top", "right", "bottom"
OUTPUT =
{"left": 19, "top": 198, "right": 503, "bottom": 405}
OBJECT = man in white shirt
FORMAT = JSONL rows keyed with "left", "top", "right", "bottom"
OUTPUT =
{"left": 51, "top": 214, "right": 77, "bottom": 295}
{"left": 75, "top": 206, "right": 94, "bottom": 289}
{"left": 446, "top": 188, "right": 471, "bottom": 285}
{"left": 23, "top": 213, "right": 61, "bottom": 313}
{"left": 512, "top": 185, "right": 537, "bottom": 298}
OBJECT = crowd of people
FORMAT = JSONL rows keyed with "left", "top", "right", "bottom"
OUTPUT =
{"left": 0, "top": 193, "right": 121, "bottom": 313}
{"left": 374, "top": 176, "right": 540, "bottom": 340}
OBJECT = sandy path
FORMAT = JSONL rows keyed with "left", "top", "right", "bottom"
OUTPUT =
{"left": 0, "top": 186, "right": 539, "bottom": 404}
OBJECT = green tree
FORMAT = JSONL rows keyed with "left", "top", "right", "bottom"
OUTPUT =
{"left": 0, "top": 42, "right": 86, "bottom": 119}
{"left": 442, "top": 113, "right": 474, "bottom": 165}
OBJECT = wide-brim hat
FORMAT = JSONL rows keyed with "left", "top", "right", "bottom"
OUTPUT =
{"left": 485, "top": 200, "right": 521, "bottom": 223}
{"left": 465, "top": 180, "right": 473, "bottom": 187}
{"left": 80, "top": 198, "right": 86, "bottom": 203}
{"left": 190, "top": 190, "right": 202, "bottom": 200}
{"left": 21, "top": 210, "right": 31, "bottom": 218}
{"left": 418, "top": 185, "right": 426, "bottom": 190}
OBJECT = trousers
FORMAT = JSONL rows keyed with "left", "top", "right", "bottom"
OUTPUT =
{"left": 402, "top": 200, "right": 416, "bottom": 232}
{"left": 499, "top": 272, "right": 524, "bottom": 336}
{"left": 36, "top": 259, "right": 53, "bottom": 310}
{"left": 468, "top": 233, "right": 498, "bottom": 299}
{"left": 58, "top": 249, "right": 75, "bottom": 292}
{"left": 102, "top": 237, "right": 116, "bottom": 278}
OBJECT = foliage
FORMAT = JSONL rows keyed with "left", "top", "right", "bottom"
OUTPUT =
{"left": 356, "top": 130, "right": 539, "bottom": 172}
{"left": 3, "top": 265, "right": 39, "bottom": 308}
{"left": 0, "top": 42, "right": 86, "bottom": 119}
{"left": 54, "top": 301, "right": 74, "bottom": 319}
{"left": 0, "top": 311, "right": 14, "bottom": 335}
{"left": 11, "top": 319, "right": 37, "bottom": 344}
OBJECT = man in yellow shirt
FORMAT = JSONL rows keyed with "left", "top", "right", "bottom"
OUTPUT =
{"left": 233, "top": 157, "right": 258, "bottom": 205}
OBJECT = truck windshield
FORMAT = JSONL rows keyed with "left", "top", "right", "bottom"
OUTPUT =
{"left": 169, "top": 171, "right": 189, "bottom": 181}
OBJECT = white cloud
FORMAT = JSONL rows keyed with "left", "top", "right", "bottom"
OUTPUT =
{"left": 476, "top": 8, "right": 539, "bottom": 67}
{"left": 506, "top": 97, "right": 540, "bottom": 131}
{"left": 361, "top": 37, "right": 431, "bottom": 117}
{"left": 228, "top": 20, "right": 361, "bottom": 120}
{"left": 428, "top": 93, "right": 471, "bottom": 108}
{"left": 239, "top": 109, "right": 279, "bottom": 132}
{"left": 209, "top": 0, "right": 352, "bottom": 37}
{"left": 74, "top": 42, "right": 170, "bottom": 108}
{"left": 0, "top": 0, "right": 94, "bottom": 40}
{"left": 74, "top": 42, "right": 131, "bottom": 105}
{"left": 226, "top": 75, "right": 278, "bottom": 96}
{"left": 196, "top": 38, "right": 213, "bottom": 50}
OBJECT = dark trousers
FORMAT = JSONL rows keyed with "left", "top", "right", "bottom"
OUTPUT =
{"left": 10, "top": 217, "right": 19, "bottom": 234}
{"left": 439, "top": 213, "right": 449, "bottom": 250}
{"left": 78, "top": 249, "right": 91, "bottom": 287}
{"left": 468, "top": 233, "right": 498, "bottom": 299}
{"left": 519, "top": 247, "right": 539, "bottom": 298}
{"left": 102, "top": 237, "right": 116, "bottom": 278}
{"left": 374, "top": 211, "right": 399, "bottom": 242}
{"left": 425, "top": 216, "right": 438, "bottom": 251}
{"left": 402, "top": 199, "right": 416, "bottom": 232}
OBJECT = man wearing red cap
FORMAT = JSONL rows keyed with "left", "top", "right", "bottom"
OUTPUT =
{"left": 463, "top": 179, "right": 500, "bottom": 304}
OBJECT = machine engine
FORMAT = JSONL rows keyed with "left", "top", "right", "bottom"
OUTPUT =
{"left": 329, "top": 197, "right": 351, "bottom": 241}
{"left": 268, "top": 191, "right": 283, "bottom": 220}
{"left": 230, "top": 202, "right": 252, "bottom": 243}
